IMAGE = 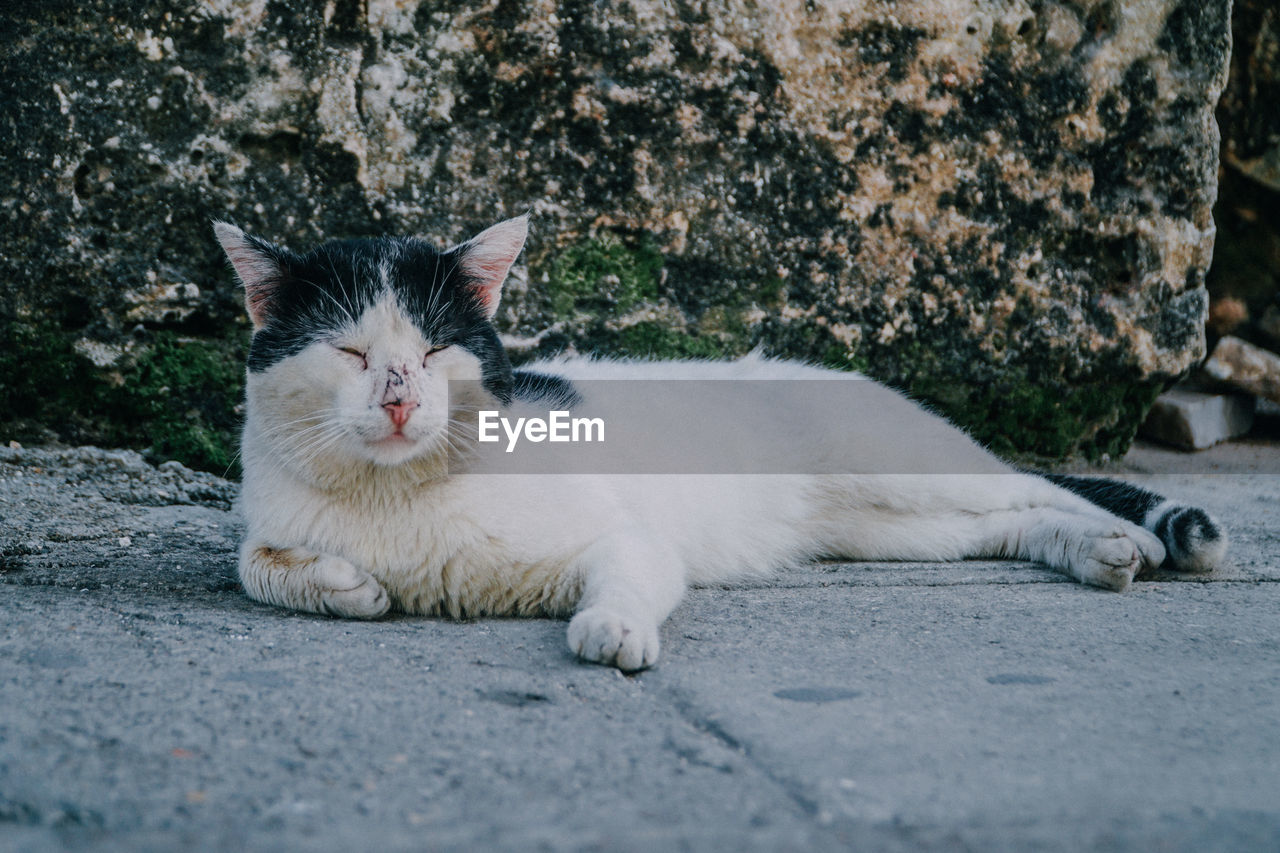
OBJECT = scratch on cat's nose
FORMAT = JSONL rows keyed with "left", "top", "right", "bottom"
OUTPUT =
{"left": 380, "top": 368, "right": 417, "bottom": 428}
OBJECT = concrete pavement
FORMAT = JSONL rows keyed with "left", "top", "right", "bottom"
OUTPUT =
{"left": 2, "top": 443, "right": 1278, "bottom": 851}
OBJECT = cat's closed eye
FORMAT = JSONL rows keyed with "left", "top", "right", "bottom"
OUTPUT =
{"left": 334, "top": 345, "right": 368, "bottom": 369}
{"left": 423, "top": 344, "right": 449, "bottom": 366}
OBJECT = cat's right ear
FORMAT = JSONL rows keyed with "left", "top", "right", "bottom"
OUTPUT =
{"left": 213, "top": 221, "right": 288, "bottom": 330}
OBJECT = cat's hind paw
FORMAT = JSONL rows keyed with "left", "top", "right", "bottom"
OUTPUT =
{"left": 312, "top": 555, "right": 391, "bottom": 619}
{"left": 568, "top": 607, "right": 659, "bottom": 672}
{"left": 1071, "top": 524, "right": 1156, "bottom": 592}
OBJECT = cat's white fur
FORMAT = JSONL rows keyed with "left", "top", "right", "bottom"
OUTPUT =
{"left": 227, "top": 217, "right": 1173, "bottom": 671}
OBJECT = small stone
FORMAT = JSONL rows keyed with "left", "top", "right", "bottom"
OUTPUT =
{"left": 1140, "top": 389, "right": 1255, "bottom": 450}
{"left": 1208, "top": 296, "right": 1248, "bottom": 336}
{"left": 1203, "top": 336, "right": 1280, "bottom": 403}
{"left": 118, "top": 536, "right": 132, "bottom": 547}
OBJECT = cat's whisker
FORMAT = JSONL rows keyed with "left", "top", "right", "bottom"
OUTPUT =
{"left": 257, "top": 419, "right": 347, "bottom": 445}
{"left": 265, "top": 411, "right": 348, "bottom": 433}
{"left": 257, "top": 407, "right": 349, "bottom": 429}
{"left": 318, "top": 252, "right": 362, "bottom": 325}
{"left": 221, "top": 450, "right": 244, "bottom": 480}
{"left": 289, "top": 428, "right": 347, "bottom": 456}
{"left": 257, "top": 415, "right": 329, "bottom": 437}
{"left": 285, "top": 430, "right": 349, "bottom": 471}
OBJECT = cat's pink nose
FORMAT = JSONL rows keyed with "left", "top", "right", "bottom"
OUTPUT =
{"left": 382, "top": 400, "right": 416, "bottom": 428}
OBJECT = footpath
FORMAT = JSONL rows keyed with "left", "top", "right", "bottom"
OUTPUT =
{"left": 1, "top": 441, "right": 1277, "bottom": 852}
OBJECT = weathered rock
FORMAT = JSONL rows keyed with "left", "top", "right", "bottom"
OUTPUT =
{"left": 0, "top": 0, "right": 1232, "bottom": 468}
{"left": 1203, "top": 335, "right": 1280, "bottom": 404}
{"left": 1139, "top": 388, "right": 1255, "bottom": 451}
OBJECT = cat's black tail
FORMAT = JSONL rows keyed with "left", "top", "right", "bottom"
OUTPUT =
{"left": 1044, "top": 474, "right": 1227, "bottom": 572}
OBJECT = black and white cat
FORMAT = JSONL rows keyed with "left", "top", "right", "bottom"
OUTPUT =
{"left": 215, "top": 215, "right": 1226, "bottom": 671}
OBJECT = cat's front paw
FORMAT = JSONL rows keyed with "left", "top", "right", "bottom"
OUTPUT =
{"left": 567, "top": 607, "right": 659, "bottom": 672}
{"left": 312, "top": 555, "right": 391, "bottom": 619}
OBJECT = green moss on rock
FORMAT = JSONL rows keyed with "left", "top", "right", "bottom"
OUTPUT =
{"left": 910, "top": 366, "right": 1165, "bottom": 461}
{"left": 544, "top": 234, "right": 664, "bottom": 317}
{"left": 0, "top": 319, "right": 246, "bottom": 475}
{"left": 820, "top": 342, "right": 871, "bottom": 373}
{"left": 608, "top": 321, "right": 741, "bottom": 360}
{"left": 110, "top": 334, "right": 247, "bottom": 474}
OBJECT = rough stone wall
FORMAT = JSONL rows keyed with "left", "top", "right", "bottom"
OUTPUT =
{"left": 0, "top": 0, "right": 1231, "bottom": 470}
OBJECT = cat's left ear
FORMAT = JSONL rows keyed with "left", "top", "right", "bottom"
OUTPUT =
{"left": 450, "top": 214, "right": 529, "bottom": 319}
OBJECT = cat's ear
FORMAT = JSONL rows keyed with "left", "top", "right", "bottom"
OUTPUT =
{"left": 213, "top": 221, "right": 289, "bottom": 330}
{"left": 449, "top": 214, "right": 529, "bottom": 319}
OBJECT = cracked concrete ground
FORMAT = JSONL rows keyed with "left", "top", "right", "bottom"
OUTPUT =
{"left": 2, "top": 441, "right": 1278, "bottom": 852}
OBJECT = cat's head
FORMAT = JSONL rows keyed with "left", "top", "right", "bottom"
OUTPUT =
{"left": 215, "top": 216, "right": 527, "bottom": 474}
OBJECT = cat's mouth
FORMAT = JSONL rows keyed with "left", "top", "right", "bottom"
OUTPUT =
{"left": 370, "top": 431, "right": 414, "bottom": 446}
{"left": 360, "top": 416, "right": 454, "bottom": 464}
{"left": 362, "top": 429, "right": 426, "bottom": 465}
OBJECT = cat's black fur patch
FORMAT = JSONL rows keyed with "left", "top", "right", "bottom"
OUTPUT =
{"left": 511, "top": 370, "right": 582, "bottom": 408}
{"left": 244, "top": 235, "right": 514, "bottom": 401}
{"left": 1043, "top": 473, "right": 1162, "bottom": 525}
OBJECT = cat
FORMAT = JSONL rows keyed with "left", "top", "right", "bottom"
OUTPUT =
{"left": 215, "top": 215, "right": 1227, "bottom": 671}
